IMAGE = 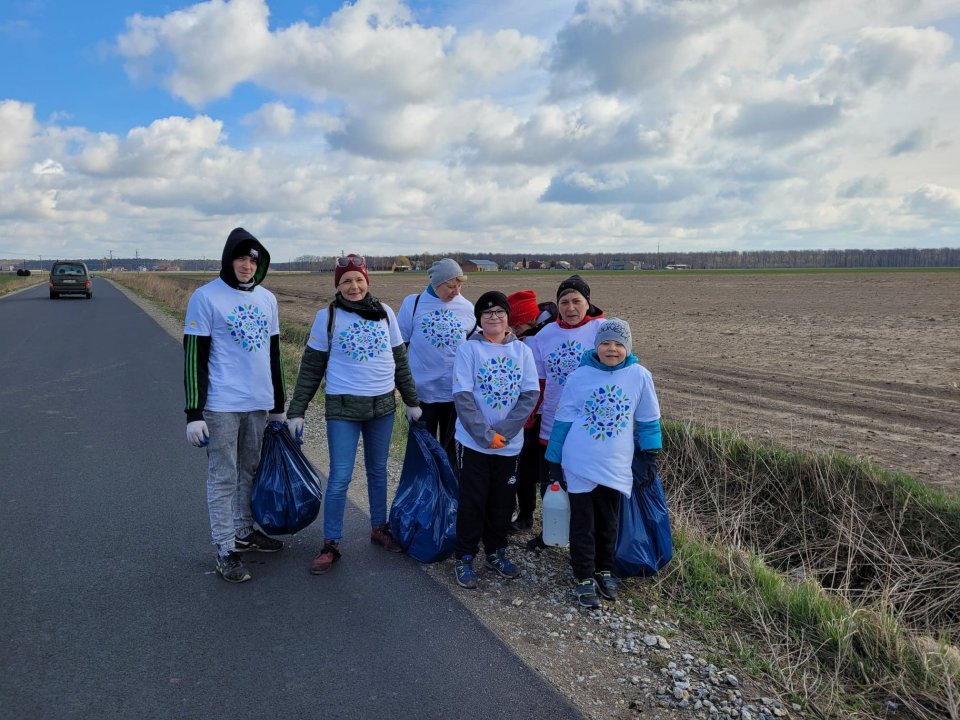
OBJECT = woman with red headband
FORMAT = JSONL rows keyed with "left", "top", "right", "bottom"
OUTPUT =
{"left": 286, "top": 254, "right": 421, "bottom": 575}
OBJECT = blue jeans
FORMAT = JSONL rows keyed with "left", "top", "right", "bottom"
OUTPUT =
{"left": 324, "top": 414, "right": 395, "bottom": 543}
{"left": 204, "top": 410, "right": 267, "bottom": 554}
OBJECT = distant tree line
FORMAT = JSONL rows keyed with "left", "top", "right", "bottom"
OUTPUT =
{"left": 8, "top": 246, "right": 958, "bottom": 272}
{"left": 280, "top": 247, "right": 960, "bottom": 271}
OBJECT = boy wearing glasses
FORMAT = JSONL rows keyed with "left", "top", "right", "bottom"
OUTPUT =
{"left": 183, "top": 228, "right": 286, "bottom": 583}
{"left": 397, "top": 258, "right": 474, "bottom": 470}
{"left": 451, "top": 292, "right": 539, "bottom": 589}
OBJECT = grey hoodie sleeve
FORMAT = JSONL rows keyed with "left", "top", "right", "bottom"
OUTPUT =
{"left": 453, "top": 390, "right": 494, "bottom": 447}
{"left": 494, "top": 388, "right": 539, "bottom": 441}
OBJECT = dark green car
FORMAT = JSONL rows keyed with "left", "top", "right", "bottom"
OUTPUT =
{"left": 49, "top": 261, "right": 93, "bottom": 299}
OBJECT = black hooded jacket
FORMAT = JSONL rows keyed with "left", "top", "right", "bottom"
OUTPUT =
{"left": 219, "top": 227, "right": 270, "bottom": 290}
{"left": 183, "top": 228, "right": 285, "bottom": 422}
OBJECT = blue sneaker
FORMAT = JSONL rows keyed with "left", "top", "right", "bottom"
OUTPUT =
{"left": 593, "top": 571, "right": 619, "bottom": 601}
{"left": 485, "top": 548, "right": 520, "bottom": 579}
{"left": 455, "top": 555, "right": 478, "bottom": 589}
{"left": 575, "top": 578, "right": 600, "bottom": 609}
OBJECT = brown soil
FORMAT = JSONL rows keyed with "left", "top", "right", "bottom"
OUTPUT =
{"left": 263, "top": 269, "right": 960, "bottom": 491}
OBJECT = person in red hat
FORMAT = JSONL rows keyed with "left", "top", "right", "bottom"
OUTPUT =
{"left": 286, "top": 253, "right": 421, "bottom": 575}
{"left": 506, "top": 290, "right": 557, "bottom": 532}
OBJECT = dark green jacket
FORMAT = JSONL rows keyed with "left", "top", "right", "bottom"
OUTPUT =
{"left": 287, "top": 344, "right": 418, "bottom": 422}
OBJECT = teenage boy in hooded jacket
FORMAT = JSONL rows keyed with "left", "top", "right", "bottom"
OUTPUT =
{"left": 183, "top": 228, "right": 287, "bottom": 583}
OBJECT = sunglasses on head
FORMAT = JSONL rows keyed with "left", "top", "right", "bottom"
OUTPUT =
{"left": 336, "top": 255, "right": 366, "bottom": 268}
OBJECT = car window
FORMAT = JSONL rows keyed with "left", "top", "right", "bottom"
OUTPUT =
{"left": 55, "top": 265, "right": 86, "bottom": 276}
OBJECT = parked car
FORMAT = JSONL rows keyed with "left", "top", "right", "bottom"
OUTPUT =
{"left": 49, "top": 261, "right": 93, "bottom": 299}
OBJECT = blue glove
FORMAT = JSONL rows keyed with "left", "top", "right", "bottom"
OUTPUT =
{"left": 636, "top": 450, "right": 659, "bottom": 487}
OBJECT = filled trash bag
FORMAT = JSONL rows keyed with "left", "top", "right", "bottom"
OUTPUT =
{"left": 613, "top": 451, "right": 673, "bottom": 577}
{"left": 251, "top": 421, "right": 325, "bottom": 535}
{"left": 389, "top": 423, "right": 459, "bottom": 563}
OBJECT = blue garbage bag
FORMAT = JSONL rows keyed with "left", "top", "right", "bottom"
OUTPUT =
{"left": 613, "top": 451, "right": 673, "bottom": 577}
{"left": 389, "top": 423, "right": 459, "bottom": 563}
{"left": 251, "top": 421, "right": 324, "bottom": 535}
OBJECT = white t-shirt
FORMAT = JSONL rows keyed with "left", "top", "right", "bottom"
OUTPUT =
{"left": 555, "top": 363, "right": 661, "bottom": 497}
{"left": 184, "top": 277, "right": 279, "bottom": 412}
{"left": 397, "top": 291, "right": 475, "bottom": 403}
{"left": 306, "top": 304, "right": 404, "bottom": 396}
{"left": 453, "top": 337, "right": 540, "bottom": 455}
{"left": 533, "top": 319, "right": 603, "bottom": 441}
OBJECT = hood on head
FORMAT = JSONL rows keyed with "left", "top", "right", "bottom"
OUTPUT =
{"left": 220, "top": 227, "right": 270, "bottom": 289}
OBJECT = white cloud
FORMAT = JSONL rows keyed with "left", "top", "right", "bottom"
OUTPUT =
{"left": 3, "top": 1, "right": 960, "bottom": 259}
{"left": 0, "top": 100, "right": 37, "bottom": 171}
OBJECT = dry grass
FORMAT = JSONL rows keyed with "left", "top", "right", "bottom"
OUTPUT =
{"left": 0, "top": 274, "right": 45, "bottom": 296}
{"left": 658, "top": 420, "right": 960, "bottom": 718}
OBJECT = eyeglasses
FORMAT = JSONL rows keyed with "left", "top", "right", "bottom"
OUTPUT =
{"left": 336, "top": 255, "right": 366, "bottom": 268}
{"left": 480, "top": 309, "right": 507, "bottom": 319}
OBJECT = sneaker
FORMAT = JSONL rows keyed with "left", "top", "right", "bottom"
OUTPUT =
{"left": 508, "top": 515, "right": 534, "bottom": 534}
{"left": 216, "top": 552, "right": 251, "bottom": 583}
{"left": 370, "top": 523, "right": 402, "bottom": 553}
{"left": 485, "top": 548, "right": 520, "bottom": 579}
{"left": 455, "top": 555, "right": 478, "bottom": 589}
{"left": 593, "top": 571, "right": 619, "bottom": 601}
{"left": 310, "top": 541, "right": 341, "bottom": 575}
{"left": 525, "top": 533, "right": 547, "bottom": 552}
{"left": 235, "top": 528, "right": 283, "bottom": 553}
{"left": 575, "top": 578, "right": 600, "bottom": 609}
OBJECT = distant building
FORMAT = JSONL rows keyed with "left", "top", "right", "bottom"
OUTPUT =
{"left": 527, "top": 259, "right": 547, "bottom": 269}
{"left": 582, "top": 262, "right": 594, "bottom": 270}
{"left": 552, "top": 260, "right": 571, "bottom": 270}
{"left": 607, "top": 260, "right": 626, "bottom": 270}
{"left": 665, "top": 263, "right": 691, "bottom": 270}
{"left": 462, "top": 259, "right": 500, "bottom": 272}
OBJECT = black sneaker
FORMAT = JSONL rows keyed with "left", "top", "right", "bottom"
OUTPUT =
{"left": 593, "top": 571, "right": 618, "bottom": 601}
{"left": 509, "top": 515, "right": 534, "bottom": 533}
{"left": 235, "top": 529, "right": 283, "bottom": 553}
{"left": 575, "top": 578, "right": 600, "bottom": 609}
{"left": 525, "top": 533, "right": 547, "bottom": 552}
{"left": 216, "top": 552, "right": 251, "bottom": 583}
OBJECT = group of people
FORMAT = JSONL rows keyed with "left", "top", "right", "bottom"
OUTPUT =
{"left": 184, "top": 228, "right": 662, "bottom": 609}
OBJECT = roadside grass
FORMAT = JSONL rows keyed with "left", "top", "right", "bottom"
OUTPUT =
{"left": 0, "top": 273, "right": 45, "bottom": 296}
{"left": 115, "top": 272, "right": 960, "bottom": 718}
{"left": 654, "top": 420, "right": 960, "bottom": 718}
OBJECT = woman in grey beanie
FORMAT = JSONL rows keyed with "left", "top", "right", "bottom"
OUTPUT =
{"left": 397, "top": 258, "right": 475, "bottom": 470}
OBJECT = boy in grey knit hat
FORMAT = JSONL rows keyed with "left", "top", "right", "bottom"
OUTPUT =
{"left": 544, "top": 316, "right": 662, "bottom": 608}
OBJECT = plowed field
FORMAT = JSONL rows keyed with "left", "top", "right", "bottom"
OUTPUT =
{"left": 189, "top": 269, "right": 960, "bottom": 490}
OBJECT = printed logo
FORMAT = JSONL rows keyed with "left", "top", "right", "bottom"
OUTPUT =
{"left": 227, "top": 304, "right": 269, "bottom": 352}
{"left": 546, "top": 340, "right": 585, "bottom": 385}
{"left": 337, "top": 319, "right": 389, "bottom": 361}
{"left": 507, "top": 474, "right": 517, "bottom": 485}
{"left": 582, "top": 384, "right": 632, "bottom": 440}
{"left": 419, "top": 308, "right": 464, "bottom": 350}
{"left": 189, "top": 320, "right": 197, "bottom": 328}
{"left": 476, "top": 356, "right": 523, "bottom": 410}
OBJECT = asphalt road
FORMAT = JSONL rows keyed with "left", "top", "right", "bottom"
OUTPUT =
{"left": 0, "top": 280, "right": 582, "bottom": 720}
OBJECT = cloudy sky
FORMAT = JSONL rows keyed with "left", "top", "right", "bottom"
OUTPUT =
{"left": 1, "top": 0, "right": 959, "bottom": 262}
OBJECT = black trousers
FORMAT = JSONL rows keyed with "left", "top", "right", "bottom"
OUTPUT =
{"left": 455, "top": 444, "right": 519, "bottom": 559}
{"left": 514, "top": 418, "right": 545, "bottom": 519}
{"left": 420, "top": 401, "right": 458, "bottom": 475}
{"left": 569, "top": 485, "right": 621, "bottom": 581}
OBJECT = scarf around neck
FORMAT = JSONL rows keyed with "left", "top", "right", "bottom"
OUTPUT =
{"left": 333, "top": 291, "right": 389, "bottom": 322}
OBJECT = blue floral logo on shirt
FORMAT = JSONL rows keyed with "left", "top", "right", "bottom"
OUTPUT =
{"left": 546, "top": 340, "right": 585, "bottom": 385}
{"left": 227, "top": 304, "right": 269, "bottom": 352}
{"left": 420, "top": 308, "right": 464, "bottom": 350}
{"left": 338, "top": 320, "right": 389, "bottom": 361}
{"left": 477, "top": 356, "right": 523, "bottom": 410}
{"left": 583, "top": 384, "right": 631, "bottom": 440}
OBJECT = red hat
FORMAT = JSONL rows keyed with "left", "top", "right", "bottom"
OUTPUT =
{"left": 334, "top": 254, "right": 369, "bottom": 286}
{"left": 507, "top": 289, "right": 539, "bottom": 326}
